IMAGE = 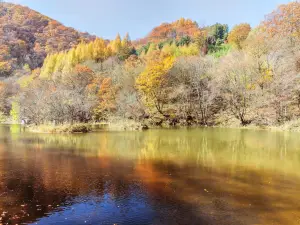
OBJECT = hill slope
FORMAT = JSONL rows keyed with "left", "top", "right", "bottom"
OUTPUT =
{"left": 0, "top": 2, "right": 95, "bottom": 77}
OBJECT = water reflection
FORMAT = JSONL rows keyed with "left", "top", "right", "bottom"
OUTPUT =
{"left": 0, "top": 125, "right": 300, "bottom": 224}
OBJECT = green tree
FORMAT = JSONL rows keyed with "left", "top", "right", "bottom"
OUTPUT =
{"left": 178, "top": 36, "right": 192, "bottom": 46}
{"left": 207, "top": 23, "right": 229, "bottom": 44}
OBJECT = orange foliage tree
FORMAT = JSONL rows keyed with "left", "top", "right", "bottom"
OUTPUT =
{"left": 93, "top": 77, "right": 118, "bottom": 121}
{"left": 228, "top": 23, "right": 251, "bottom": 49}
{"left": 261, "top": 2, "right": 300, "bottom": 39}
{"left": 148, "top": 18, "right": 200, "bottom": 43}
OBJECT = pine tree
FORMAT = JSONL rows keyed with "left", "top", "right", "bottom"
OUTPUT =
{"left": 122, "top": 32, "right": 131, "bottom": 47}
{"left": 146, "top": 43, "right": 157, "bottom": 56}
{"left": 53, "top": 52, "right": 65, "bottom": 73}
{"left": 62, "top": 49, "right": 77, "bottom": 73}
{"left": 40, "top": 54, "right": 57, "bottom": 79}
{"left": 93, "top": 38, "right": 106, "bottom": 62}
{"left": 111, "top": 33, "right": 122, "bottom": 53}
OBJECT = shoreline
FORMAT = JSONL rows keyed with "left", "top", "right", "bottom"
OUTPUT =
{"left": 2, "top": 120, "right": 300, "bottom": 133}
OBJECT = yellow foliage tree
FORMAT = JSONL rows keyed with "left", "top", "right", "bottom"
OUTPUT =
{"left": 75, "top": 42, "right": 87, "bottom": 62}
{"left": 146, "top": 43, "right": 157, "bottom": 56}
{"left": 53, "top": 52, "right": 66, "bottom": 73}
{"left": 111, "top": 33, "right": 122, "bottom": 53}
{"left": 122, "top": 32, "right": 131, "bottom": 47}
{"left": 40, "top": 54, "right": 57, "bottom": 79}
{"left": 62, "top": 48, "right": 78, "bottom": 74}
{"left": 85, "top": 42, "right": 94, "bottom": 60}
{"left": 161, "top": 42, "right": 178, "bottom": 56}
{"left": 93, "top": 38, "right": 112, "bottom": 70}
{"left": 136, "top": 53, "right": 175, "bottom": 115}
{"left": 93, "top": 38, "right": 106, "bottom": 62}
{"left": 178, "top": 43, "right": 199, "bottom": 56}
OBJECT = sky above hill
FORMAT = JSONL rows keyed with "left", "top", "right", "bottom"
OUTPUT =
{"left": 7, "top": 0, "right": 293, "bottom": 40}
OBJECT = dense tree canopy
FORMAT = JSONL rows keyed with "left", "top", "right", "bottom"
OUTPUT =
{"left": 261, "top": 2, "right": 300, "bottom": 39}
{"left": 1, "top": 1, "right": 300, "bottom": 129}
{"left": 147, "top": 18, "right": 200, "bottom": 43}
{"left": 0, "top": 2, "right": 94, "bottom": 77}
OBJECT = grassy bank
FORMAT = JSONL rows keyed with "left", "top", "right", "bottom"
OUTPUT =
{"left": 27, "top": 123, "right": 92, "bottom": 134}
{"left": 20, "top": 118, "right": 300, "bottom": 134}
{"left": 213, "top": 118, "right": 300, "bottom": 132}
{"left": 26, "top": 119, "right": 148, "bottom": 133}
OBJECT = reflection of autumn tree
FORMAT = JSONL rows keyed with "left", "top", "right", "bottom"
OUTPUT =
{"left": 0, "top": 148, "right": 135, "bottom": 224}
{"left": 1, "top": 126, "right": 300, "bottom": 224}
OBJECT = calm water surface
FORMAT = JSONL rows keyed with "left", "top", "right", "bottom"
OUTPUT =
{"left": 0, "top": 125, "right": 300, "bottom": 225}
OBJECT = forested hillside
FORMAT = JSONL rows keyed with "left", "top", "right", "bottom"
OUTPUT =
{"left": 135, "top": 18, "right": 229, "bottom": 56}
{"left": 134, "top": 18, "right": 201, "bottom": 45}
{"left": 0, "top": 1, "right": 300, "bottom": 131}
{"left": 0, "top": 2, "right": 94, "bottom": 77}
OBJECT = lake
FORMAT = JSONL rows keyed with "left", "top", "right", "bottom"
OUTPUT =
{"left": 0, "top": 125, "right": 300, "bottom": 225}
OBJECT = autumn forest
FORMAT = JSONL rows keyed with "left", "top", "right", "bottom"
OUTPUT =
{"left": 0, "top": 1, "right": 300, "bottom": 131}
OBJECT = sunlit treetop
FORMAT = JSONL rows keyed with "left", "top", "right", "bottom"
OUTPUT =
{"left": 260, "top": 1, "right": 300, "bottom": 39}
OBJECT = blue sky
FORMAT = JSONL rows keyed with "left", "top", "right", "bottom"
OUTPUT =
{"left": 7, "top": 0, "right": 293, "bottom": 40}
